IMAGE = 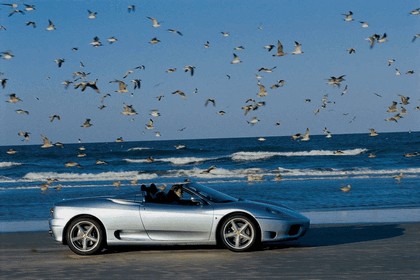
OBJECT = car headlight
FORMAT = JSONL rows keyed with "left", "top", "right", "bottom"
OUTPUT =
{"left": 266, "top": 207, "right": 280, "bottom": 215}
{"left": 266, "top": 207, "right": 293, "bottom": 219}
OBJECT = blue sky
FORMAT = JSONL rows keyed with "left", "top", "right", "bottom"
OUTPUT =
{"left": 1, "top": 0, "right": 419, "bottom": 146}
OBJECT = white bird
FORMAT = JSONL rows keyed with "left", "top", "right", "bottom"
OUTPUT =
{"left": 87, "top": 10, "right": 97, "bottom": 19}
{"left": 41, "top": 135, "right": 53, "bottom": 148}
{"left": 342, "top": 11, "right": 354, "bottom": 22}
{"left": 15, "top": 109, "right": 29, "bottom": 115}
{"left": 150, "top": 109, "right": 161, "bottom": 117}
{"left": 90, "top": 36, "right": 102, "bottom": 47}
{"left": 147, "top": 17, "right": 161, "bottom": 28}
{"left": 340, "top": 185, "right": 351, "bottom": 192}
{"left": 301, "top": 128, "right": 310, "bottom": 141}
{"left": 107, "top": 36, "right": 118, "bottom": 44}
{"left": 409, "top": 8, "right": 420, "bottom": 15}
{"left": 231, "top": 53, "right": 242, "bottom": 64}
{"left": 1, "top": 51, "right": 14, "bottom": 60}
{"left": 291, "top": 41, "right": 303, "bottom": 54}
{"left": 247, "top": 117, "right": 260, "bottom": 125}
{"left": 369, "top": 128, "right": 378, "bottom": 137}
{"left": 46, "top": 19, "right": 56, "bottom": 31}
{"left": 145, "top": 119, "right": 154, "bottom": 129}
{"left": 359, "top": 21, "right": 369, "bottom": 28}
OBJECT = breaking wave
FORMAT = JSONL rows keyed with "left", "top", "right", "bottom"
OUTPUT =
{"left": 0, "top": 162, "right": 22, "bottom": 168}
{"left": 21, "top": 171, "right": 158, "bottom": 182}
{"left": 124, "top": 157, "right": 218, "bottom": 165}
{"left": 231, "top": 149, "right": 367, "bottom": 161}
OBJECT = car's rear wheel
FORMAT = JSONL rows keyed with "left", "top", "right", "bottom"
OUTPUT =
{"left": 66, "top": 217, "right": 104, "bottom": 255}
{"left": 220, "top": 214, "right": 259, "bottom": 252}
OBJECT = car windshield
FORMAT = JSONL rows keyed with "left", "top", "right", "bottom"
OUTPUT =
{"left": 186, "top": 182, "right": 238, "bottom": 203}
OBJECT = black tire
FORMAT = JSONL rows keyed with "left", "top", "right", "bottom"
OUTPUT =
{"left": 219, "top": 214, "right": 259, "bottom": 252}
{"left": 66, "top": 217, "right": 104, "bottom": 255}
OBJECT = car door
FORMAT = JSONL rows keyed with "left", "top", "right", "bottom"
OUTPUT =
{"left": 140, "top": 195, "right": 214, "bottom": 241}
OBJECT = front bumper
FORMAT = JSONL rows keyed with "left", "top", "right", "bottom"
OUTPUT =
{"left": 258, "top": 218, "right": 310, "bottom": 242}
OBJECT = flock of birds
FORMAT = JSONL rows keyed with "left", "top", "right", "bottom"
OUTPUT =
{"left": 1, "top": 3, "right": 419, "bottom": 192}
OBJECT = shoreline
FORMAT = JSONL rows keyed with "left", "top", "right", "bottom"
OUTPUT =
{"left": 1, "top": 207, "right": 419, "bottom": 233}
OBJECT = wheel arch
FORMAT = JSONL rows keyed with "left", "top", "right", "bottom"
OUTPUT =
{"left": 62, "top": 214, "right": 107, "bottom": 246}
{"left": 216, "top": 211, "right": 262, "bottom": 246}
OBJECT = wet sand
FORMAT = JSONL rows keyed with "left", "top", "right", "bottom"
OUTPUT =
{"left": 1, "top": 223, "right": 420, "bottom": 279}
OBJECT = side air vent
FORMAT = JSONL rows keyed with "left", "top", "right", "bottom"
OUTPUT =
{"left": 288, "top": 225, "right": 301, "bottom": 236}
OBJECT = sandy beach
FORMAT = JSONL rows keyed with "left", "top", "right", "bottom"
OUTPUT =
{"left": 1, "top": 222, "right": 420, "bottom": 279}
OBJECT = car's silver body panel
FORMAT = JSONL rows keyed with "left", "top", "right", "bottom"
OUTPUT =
{"left": 49, "top": 182, "right": 309, "bottom": 247}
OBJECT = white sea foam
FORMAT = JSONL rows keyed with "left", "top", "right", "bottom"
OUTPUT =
{"left": 124, "top": 158, "right": 149, "bottom": 163}
{"left": 125, "top": 157, "right": 217, "bottom": 165}
{"left": 127, "top": 147, "right": 151, "bottom": 151}
{"left": 166, "top": 167, "right": 266, "bottom": 179}
{"left": 231, "top": 149, "right": 368, "bottom": 161}
{"left": 277, "top": 167, "right": 420, "bottom": 177}
{"left": 0, "top": 162, "right": 22, "bottom": 168}
{"left": 21, "top": 171, "right": 158, "bottom": 182}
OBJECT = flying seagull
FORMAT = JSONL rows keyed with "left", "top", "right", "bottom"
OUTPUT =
{"left": 110, "top": 80, "right": 128, "bottom": 93}
{"left": 291, "top": 41, "right": 303, "bottom": 54}
{"left": 231, "top": 53, "right": 242, "bottom": 64}
{"left": 147, "top": 17, "right": 161, "bottom": 28}
{"left": 273, "top": 40, "right": 286, "bottom": 57}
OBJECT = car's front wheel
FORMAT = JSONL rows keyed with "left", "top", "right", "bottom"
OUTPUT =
{"left": 66, "top": 217, "right": 104, "bottom": 255}
{"left": 220, "top": 214, "right": 259, "bottom": 252}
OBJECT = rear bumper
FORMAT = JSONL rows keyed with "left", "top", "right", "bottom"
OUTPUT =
{"left": 49, "top": 218, "right": 66, "bottom": 243}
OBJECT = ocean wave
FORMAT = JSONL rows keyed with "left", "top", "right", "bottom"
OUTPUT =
{"left": 0, "top": 162, "right": 22, "bottom": 168}
{"left": 231, "top": 149, "right": 367, "bottom": 161}
{"left": 276, "top": 167, "right": 420, "bottom": 177}
{"left": 127, "top": 147, "right": 151, "bottom": 151}
{"left": 125, "top": 157, "right": 218, "bottom": 165}
{"left": 21, "top": 171, "right": 158, "bottom": 182}
{"left": 166, "top": 166, "right": 420, "bottom": 180}
{"left": 4, "top": 166, "right": 419, "bottom": 185}
{"left": 166, "top": 167, "right": 266, "bottom": 179}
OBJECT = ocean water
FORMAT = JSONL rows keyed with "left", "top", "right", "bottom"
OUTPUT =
{"left": 0, "top": 132, "right": 419, "bottom": 224}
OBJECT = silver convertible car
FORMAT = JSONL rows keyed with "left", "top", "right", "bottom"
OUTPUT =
{"left": 49, "top": 181, "right": 309, "bottom": 255}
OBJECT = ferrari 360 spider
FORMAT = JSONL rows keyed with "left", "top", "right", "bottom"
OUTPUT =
{"left": 49, "top": 181, "right": 309, "bottom": 255}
